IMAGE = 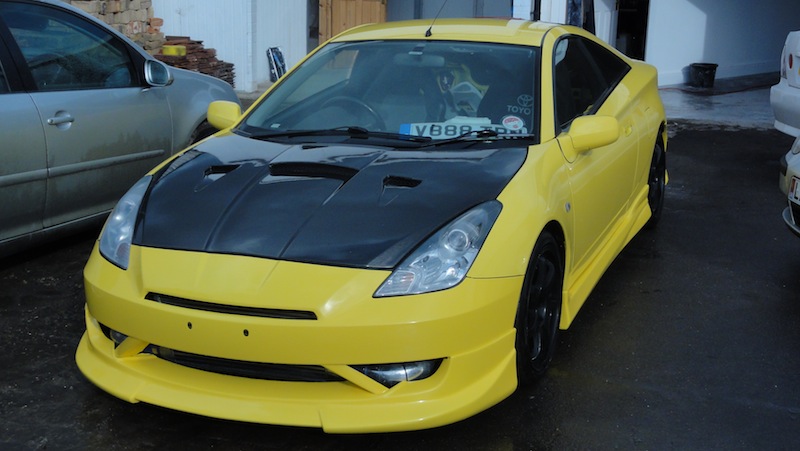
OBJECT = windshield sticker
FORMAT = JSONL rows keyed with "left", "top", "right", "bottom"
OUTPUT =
{"left": 505, "top": 94, "right": 534, "bottom": 116}
{"left": 400, "top": 116, "right": 528, "bottom": 138}
{"left": 502, "top": 115, "right": 526, "bottom": 131}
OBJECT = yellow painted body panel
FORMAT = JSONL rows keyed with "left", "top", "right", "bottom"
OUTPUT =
{"left": 77, "top": 18, "right": 667, "bottom": 432}
{"left": 333, "top": 18, "right": 551, "bottom": 46}
{"left": 78, "top": 244, "right": 522, "bottom": 432}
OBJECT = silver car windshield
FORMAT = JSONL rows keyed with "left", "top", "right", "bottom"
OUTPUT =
{"left": 242, "top": 40, "right": 539, "bottom": 141}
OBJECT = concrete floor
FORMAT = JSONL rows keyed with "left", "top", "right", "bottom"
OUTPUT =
{"left": 2, "top": 75, "right": 799, "bottom": 449}
{"left": 660, "top": 73, "right": 779, "bottom": 129}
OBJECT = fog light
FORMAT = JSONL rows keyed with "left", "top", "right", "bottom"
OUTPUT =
{"left": 351, "top": 359, "right": 443, "bottom": 388}
{"left": 109, "top": 329, "right": 128, "bottom": 346}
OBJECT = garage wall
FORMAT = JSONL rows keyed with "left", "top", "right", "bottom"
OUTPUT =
{"left": 152, "top": 0, "right": 307, "bottom": 93}
{"left": 647, "top": 0, "right": 800, "bottom": 85}
{"left": 387, "top": 0, "right": 513, "bottom": 21}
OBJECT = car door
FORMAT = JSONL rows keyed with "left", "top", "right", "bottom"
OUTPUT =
{"left": 554, "top": 35, "right": 638, "bottom": 267}
{"left": 0, "top": 28, "right": 46, "bottom": 243}
{"left": 0, "top": 1, "right": 172, "bottom": 228}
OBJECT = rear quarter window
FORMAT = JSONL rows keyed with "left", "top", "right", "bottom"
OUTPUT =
{"left": 553, "top": 35, "right": 630, "bottom": 130}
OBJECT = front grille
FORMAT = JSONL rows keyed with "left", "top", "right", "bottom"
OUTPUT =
{"left": 148, "top": 346, "right": 344, "bottom": 382}
{"left": 99, "top": 323, "right": 341, "bottom": 382}
{"left": 145, "top": 292, "right": 317, "bottom": 320}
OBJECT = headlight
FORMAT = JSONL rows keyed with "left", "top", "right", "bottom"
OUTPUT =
{"left": 99, "top": 176, "right": 151, "bottom": 269}
{"left": 374, "top": 201, "right": 502, "bottom": 297}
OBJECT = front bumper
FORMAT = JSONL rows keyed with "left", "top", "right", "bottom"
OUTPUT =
{"left": 76, "top": 245, "right": 523, "bottom": 433}
{"left": 782, "top": 206, "right": 800, "bottom": 238}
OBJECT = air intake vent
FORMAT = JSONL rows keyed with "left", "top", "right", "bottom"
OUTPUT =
{"left": 145, "top": 292, "right": 317, "bottom": 320}
{"left": 269, "top": 162, "right": 358, "bottom": 181}
{"left": 150, "top": 346, "right": 343, "bottom": 382}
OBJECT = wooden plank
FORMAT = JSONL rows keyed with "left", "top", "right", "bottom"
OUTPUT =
{"left": 320, "top": 0, "right": 386, "bottom": 42}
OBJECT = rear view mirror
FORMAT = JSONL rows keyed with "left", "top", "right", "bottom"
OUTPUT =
{"left": 145, "top": 60, "right": 174, "bottom": 87}
{"left": 393, "top": 53, "right": 445, "bottom": 68}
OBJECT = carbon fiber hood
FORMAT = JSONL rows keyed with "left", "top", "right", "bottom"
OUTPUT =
{"left": 135, "top": 133, "right": 526, "bottom": 269}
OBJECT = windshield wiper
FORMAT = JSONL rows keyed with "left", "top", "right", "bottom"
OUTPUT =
{"left": 421, "top": 129, "right": 536, "bottom": 147}
{"left": 246, "top": 126, "right": 432, "bottom": 144}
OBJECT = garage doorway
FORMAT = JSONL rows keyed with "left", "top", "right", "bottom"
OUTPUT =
{"left": 615, "top": 0, "right": 649, "bottom": 60}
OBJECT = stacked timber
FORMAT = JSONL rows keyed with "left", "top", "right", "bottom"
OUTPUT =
{"left": 156, "top": 36, "right": 235, "bottom": 87}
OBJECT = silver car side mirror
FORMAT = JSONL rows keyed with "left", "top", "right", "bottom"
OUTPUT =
{"left": 145, "top": 60, "right": 174, "bottom": 87}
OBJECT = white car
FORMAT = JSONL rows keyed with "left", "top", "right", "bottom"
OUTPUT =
{"left": 779, "top": 139, "right": 800, "bottom": 237}
{"left": 771, "top": 31, "right": 800, "bottom": 137}
{"left": 773, "top": 31, "right": 800, "bottom": 237}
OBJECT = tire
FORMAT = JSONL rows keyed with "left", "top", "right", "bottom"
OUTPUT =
{"left": 515, "top": 231, "right": 564, "bottom": 385}
{"left": 190, "top": 120, "right": 217, "bottom": 144}
{"left": 646, "top": 141, "right": 666, "bottom": 228}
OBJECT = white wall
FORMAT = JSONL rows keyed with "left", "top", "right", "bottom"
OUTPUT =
{"left": 539, "top": 0, "right": 567, "bottom": 23}
{"left": 153, "top": 0, "right": 307, "bottom": 93}
{"left": 513, "top": 0, "right": 532, "bottom": 19}
{"left": 253, "top": 1, "right": 308, "bottom": 91}
{"left": 647, "top": 0, "right": 800, "bottom": 85}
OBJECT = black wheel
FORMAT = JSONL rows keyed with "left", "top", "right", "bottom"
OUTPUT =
{"left": 190, "top": 121, "right": 217, "bottom": 144}
{"left": 515, "top": 231, "right": 564, "bottom": 385}
{"left": 646, "top": 141, "right": 666, "bottom": 228}
{"left": 321, "top": 96, "right": 386, "bottom": 130}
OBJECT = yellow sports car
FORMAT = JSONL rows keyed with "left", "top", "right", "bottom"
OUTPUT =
{"left": 76, "top": 19, "right": 667, "bottom": 433}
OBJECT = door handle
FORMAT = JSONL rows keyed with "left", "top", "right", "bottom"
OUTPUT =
{"left": 47, "top": 114, "right": 75, "bottom": 126}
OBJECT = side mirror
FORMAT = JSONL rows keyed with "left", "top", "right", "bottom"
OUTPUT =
{"left": 207, "top": 100, "right": 242, "bottom": 131}
{"left": 144, "top": 60, "right": 174, "bottom": 87}
{"left": 567, "top": 115, "right": 619, "bottom": 152}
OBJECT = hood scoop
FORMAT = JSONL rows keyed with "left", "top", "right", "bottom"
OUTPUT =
{"left": 379, "top": 175, "right": 422, "bottom": 206}
{"left": 268, "top": 162, "right": 358, "bottom": 182}
{"left": 383, "top": 175, "right": 421, "bottom": 188}
{"left": 195, "top": 164, "right": 242, "bottom": 191}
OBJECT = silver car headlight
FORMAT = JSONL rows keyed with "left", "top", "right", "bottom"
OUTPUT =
{"left": 374, "top": 201, "right": 502, "bottom": 297}
{"left": 99, "top": 176, "right": 151, "bottom": 269}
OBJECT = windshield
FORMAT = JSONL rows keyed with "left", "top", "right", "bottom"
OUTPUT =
{"left": 241, "top": 40, "right": 539, "bottom": 143}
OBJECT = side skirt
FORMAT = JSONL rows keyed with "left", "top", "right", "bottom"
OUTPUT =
{"left": 559, "top": 185, "right": 651, "bottom": 329}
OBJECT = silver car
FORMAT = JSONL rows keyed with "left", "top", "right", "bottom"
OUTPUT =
{"left": 0, "top": 0, "right": 239, "bottom": 257}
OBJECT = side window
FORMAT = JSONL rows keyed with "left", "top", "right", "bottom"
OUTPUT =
{"left": 553, "top": 36, "right": 630, "bottom": 130}
{"left": 0, "top": 2, "right": 135, "bottom": 91}
{"left": 583, "top": 38, "right": 630, "bottom": 88}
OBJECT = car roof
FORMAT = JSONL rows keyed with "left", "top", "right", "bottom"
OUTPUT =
{"left": 331, "top": 18, "right": 562, "bottom": 47}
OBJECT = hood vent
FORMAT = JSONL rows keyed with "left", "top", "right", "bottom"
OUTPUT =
{"left": 383, "top": 175, "right": 421, "bottom": 188}
{"left": 194, "top": 164, "right": 242, "bottom": 192}
{"left": 269, "top": 162, "right": 358, "bottom": 182}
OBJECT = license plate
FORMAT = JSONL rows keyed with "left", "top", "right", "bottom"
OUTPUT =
{"left": 400, "top": 117, "right": 528, "bottom": 139}
{"left": 790, "top": 176, "right": 800, "bottom": 204}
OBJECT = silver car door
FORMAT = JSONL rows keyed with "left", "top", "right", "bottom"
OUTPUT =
{"left": 2, "top": 2, "right": 172, "bottom": 228}
{"left": 33, "top": 87, "right": 171, "bottom": 227}
{"left": 0, "top": 84, "right": 47, "bottom": 242}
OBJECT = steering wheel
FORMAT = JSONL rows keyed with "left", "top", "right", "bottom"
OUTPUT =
{"left": 321, "top": 96, "right": 386, "bottom": 131}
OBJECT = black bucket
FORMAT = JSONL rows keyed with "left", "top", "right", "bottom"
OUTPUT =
{"left": 688, "top": 63, "right": 718, "bottom": 88}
